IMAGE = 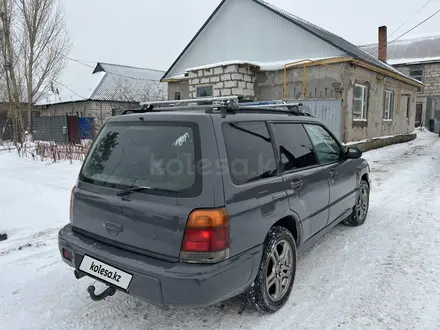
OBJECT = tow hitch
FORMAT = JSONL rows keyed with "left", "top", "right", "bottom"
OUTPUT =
{"left": 73, "top": 270, "right": 116, "bottom": 301}
{"left": 87, "top": 284, "right": 116, "bottom": 301}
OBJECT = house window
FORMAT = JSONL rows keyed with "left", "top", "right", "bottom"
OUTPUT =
{"left": 196, "top": 86, "right": 213, "bottom": 98}
{"left": 175, "top": 92, "right": 181, "bottom": 100}
{"left": 383, "top": 90, "right": 394, "bottom": 120}
{"left": 353, "top": 84, "right": 368, "bottom": 120}
{"left": 409, "top": 67, "right": 423, "bottom": 93}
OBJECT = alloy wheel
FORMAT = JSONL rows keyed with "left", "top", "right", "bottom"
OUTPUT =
{"left": 265, "top": 239, "right": 294, "bottom": 302}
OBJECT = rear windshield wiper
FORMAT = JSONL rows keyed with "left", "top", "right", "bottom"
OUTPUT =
{"left": 116, "top": 186, "right": 182, "bottom": 197}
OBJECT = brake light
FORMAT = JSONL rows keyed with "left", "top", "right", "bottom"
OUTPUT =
{"left": 69, "top": 185, "right": 77, "bottom": 222}
{"left": 181, "top": 208, "right": 230, "bottom": 263}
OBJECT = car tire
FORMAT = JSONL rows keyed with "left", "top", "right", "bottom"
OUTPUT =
{"left": 343, "top": 180, "right": 370, "bottom": 226}
{"left": 241, "top": 226, "right": 296, "bottom": 314}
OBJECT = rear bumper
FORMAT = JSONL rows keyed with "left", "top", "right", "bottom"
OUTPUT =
{"left": 58, "top": 224, "right": 263, "bottom": 308}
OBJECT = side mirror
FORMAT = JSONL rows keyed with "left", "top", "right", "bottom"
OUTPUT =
{"left": 346, "top": 147, "right": 362, "bottom": 159}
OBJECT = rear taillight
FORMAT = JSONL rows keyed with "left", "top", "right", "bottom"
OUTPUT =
{"left": 62, "top": 248, "right": 73, "bottom": 261}
{"left": 180, "top": 208, "right": 230, "bottom": 263}
{"left": 69, "top": 185, "right": 77, "bottom": 222}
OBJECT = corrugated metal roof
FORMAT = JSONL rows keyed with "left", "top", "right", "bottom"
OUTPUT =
{"left": 359, "top": 34, "right": 440, "bottom": 65}
{"left": 36, "top": 61, "right": 166, "bottom": 106}
{"left": 91, "top": 63, "right": 166, "bottom": 102}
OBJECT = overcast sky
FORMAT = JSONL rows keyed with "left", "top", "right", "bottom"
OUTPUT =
{"left": 63, "top": 0, "right": 440, "bottom": 72}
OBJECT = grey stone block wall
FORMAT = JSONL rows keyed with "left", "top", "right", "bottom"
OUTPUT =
{"left": 392, "top": 62, "right": 440, "bottom": 126}
{"left": 187, "top": 64, "right": 256, "bottom": 99}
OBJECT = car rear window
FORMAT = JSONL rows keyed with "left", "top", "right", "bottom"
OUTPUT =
{"left": 79, "top": 121, "right": 201, "bottom": 196}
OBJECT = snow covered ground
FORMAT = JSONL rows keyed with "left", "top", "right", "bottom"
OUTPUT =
{"left": 1, "top": 131, "right": 440, "bottom": 330}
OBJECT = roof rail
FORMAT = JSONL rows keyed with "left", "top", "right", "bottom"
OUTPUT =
{"left": 121, "top": 96, "right": 239, "bottom": 115}
{"left": 139, "top": 96, "right": 239, "bottom": 107}
{"left": 120, "top": 97, "right": 313, "bottom": 117}
{"left": 238, "top": 101, "right": 313, "bottom": 117}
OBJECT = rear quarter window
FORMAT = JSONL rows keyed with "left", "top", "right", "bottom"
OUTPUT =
{"left": 222, "top": 121, "right": 277, "bottom": 185}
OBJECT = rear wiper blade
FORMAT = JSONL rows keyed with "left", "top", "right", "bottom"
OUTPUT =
{"left": 116, "top": 186, "right": 182, "bottom": 196}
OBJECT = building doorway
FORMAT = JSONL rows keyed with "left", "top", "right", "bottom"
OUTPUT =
{"left": 415, "top": 103, "right": 422, "bottom": 128}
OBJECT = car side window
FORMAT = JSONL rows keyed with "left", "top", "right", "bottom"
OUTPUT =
{"left": 272, "top": 123, "right": 318, "bottom": 172}
{"left": 304, "top": 124, "right": 344, "bottom": 165}
{"left": 222, "top": 122, "right": 277, "bottom": 185}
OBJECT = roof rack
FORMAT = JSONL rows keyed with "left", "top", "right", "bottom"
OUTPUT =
{"left": 120, "top": 96, "right": 313, "bottom": 117}
{"left": 121, "top": 96, "right": 239, "bottom": 115}
{"left": 139, "top": 96, "right": 239, "bottom": 107}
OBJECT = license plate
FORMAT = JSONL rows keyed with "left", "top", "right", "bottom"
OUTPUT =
{"left": 79, "top": 255, "right": 133, "bottom": 290}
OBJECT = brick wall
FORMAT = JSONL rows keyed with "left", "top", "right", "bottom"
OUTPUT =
{"left": 187, "top": 64, "right": 256, "bottom": 99}
{"left": 394, "top": 62, "right": 440, "bottom": 126}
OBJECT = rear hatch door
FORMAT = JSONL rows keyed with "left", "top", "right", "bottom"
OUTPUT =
{"left": 72, "top": 115, "right": 221, "bottom": 261}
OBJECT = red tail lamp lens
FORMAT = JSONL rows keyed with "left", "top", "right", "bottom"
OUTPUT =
{"left": 182, "top": 208, "right": 230, "bottom": 253}
{"left": 62, "top": 248, "right": 73, "bottom": 261}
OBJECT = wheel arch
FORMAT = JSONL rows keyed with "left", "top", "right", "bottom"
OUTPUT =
{"left": 272, "top": 213, "right": 302, "bottom": 246}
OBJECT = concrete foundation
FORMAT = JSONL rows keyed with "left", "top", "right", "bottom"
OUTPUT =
{"left": 344, "top": 132, "right": 417, "bottom": 152}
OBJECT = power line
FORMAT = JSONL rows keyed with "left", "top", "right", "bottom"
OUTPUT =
{"left": 66, "top": 56, "right": 95, "bottom": 69}
{"left": 65, "top": 56, "right": 163, "bottom": 82}
{"left": 50, "top": 80, "right": 88, "bottom": 101}
{"left": 389, "top": 9, "right": 440, "bottom": 45}
{"left": 366, "top": 1, "right": 435, "bottom": 57}
{"left": 46, "top": 56, "right": 163, "bottom": 102}
{"left": 362, "top": 8, "right": 440, "bottom": 61}
{"left": 389, "top": 0, "right": 433, "bottom": 38}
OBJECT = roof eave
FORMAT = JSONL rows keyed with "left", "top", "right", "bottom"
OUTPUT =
{"left": 36, "top": 99, "right": 91, "bottom": 107}
{"left": 285, "top": 57, "right": 424, "bottom": 88}
{"left": 93, "top": 63, "right": 105, "bottom": 74}
{"left": 351, "top": 59, "right": 425, "bottom": 88}
{"left": 392, "top": 59, "right": 440, "bottom": 66}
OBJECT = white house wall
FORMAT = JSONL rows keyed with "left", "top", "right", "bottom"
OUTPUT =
{"left": 164, "top": 0, "right": 346, "bottom": 79}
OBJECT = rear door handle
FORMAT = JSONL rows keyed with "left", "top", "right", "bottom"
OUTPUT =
{"left": 290, "top": 179, "right": 303, "bottom": 190}
{"left": 330, "top": 170, "right": 338, "bottom": 178}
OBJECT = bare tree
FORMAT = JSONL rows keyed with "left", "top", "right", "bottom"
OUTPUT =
{"left": 17, "top": 0, "right": 70, "bottom": 131}
{"left": 0, "top": 0, "right": 70, "bottom": 143}
{"left": 0, "top": 0, "right": 25, "bottom": 143}
{"left": 110, "top": 77, "right": 167, "bottom": 103}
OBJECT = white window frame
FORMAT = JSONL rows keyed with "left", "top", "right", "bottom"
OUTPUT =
{"left": 383, "top": 89, "right": 394, "bottom": 121}
{"left": 353, "top": 84, "right": 368, "bottom": 121}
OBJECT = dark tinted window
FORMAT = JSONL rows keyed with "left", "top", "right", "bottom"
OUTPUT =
{"left": 304, "top": 124, "right": 344, "bottom": 165}
{"left": 80, "top": 122, "right": 201, "bottom": 196}
{"left": 222, "top": 122, "right": 277, "bottom": 185}
{"left": 273, "top": 123, "right": 318, "bottom": 172}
